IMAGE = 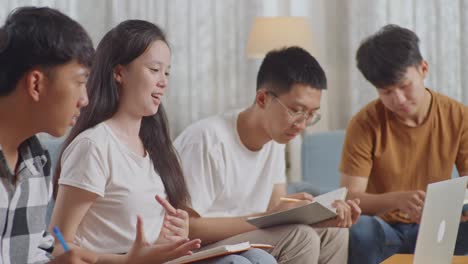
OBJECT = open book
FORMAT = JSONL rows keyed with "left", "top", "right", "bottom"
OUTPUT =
{"left": 165, "top": 242, "right": 273, "bottom": 264}
{"left": 247, "top": 187, "right": 348, "bottom": 229}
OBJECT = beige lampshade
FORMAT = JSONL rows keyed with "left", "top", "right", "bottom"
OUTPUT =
{"left": 246, "top": 16, "right": 313, "bottom": 58}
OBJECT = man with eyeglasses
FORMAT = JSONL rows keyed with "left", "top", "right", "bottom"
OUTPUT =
{"left": 174, "top": 46, "right": 361, "bottom": 264}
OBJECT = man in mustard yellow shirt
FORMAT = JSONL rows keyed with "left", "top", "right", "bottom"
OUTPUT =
{"left": 340, "top": 24, "right": 468, "bottom": 264}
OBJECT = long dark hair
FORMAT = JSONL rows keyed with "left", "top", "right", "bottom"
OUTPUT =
{"left": 54, "top": 20, "right": 190, "bottom": 208}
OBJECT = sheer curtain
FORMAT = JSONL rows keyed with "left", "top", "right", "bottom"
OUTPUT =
{"left": 1, "top": 0, "right": 265, "bottom": 136}
{"left": 317, "top": 0, "right": 468, "bottom": 130}
{"left": 2, "top": 0, "right": 467, "bottom": 181}
{"left": 3, "top": 0, "right": 465, "bottom": 134}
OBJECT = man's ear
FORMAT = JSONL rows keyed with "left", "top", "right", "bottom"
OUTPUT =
{"left": 420, "top": 60, "right": 429, "bottom": 79}
{"left": 255, "top": 89, "right": 269, "bottom": 109}
{"left": 24, "top": 69, "right": 46, "bottom": 102}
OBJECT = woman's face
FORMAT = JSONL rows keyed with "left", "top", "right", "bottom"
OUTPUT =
{"left": 114, "top": 40, "right": 171, "bottom": 117}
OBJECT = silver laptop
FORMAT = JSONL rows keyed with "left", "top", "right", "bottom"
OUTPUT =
{"left": 413, "top": 176, "right": 468, "bottom": 264}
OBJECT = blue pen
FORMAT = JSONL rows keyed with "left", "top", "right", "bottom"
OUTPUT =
{"left": 53, "top": 226, "right": 70, "bottom": 252}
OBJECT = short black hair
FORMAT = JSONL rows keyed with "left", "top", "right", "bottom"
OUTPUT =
{"left": 356, "top": 24, "right": 423, "bottom": 88}
{"left": 0, "top": 6, "right": 94, "bottom": 96}
{"left": 256, "top": 46, "right": 327, "bottom": 94}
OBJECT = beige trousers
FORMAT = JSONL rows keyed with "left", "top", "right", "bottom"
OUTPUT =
{"left": 202, "top": 225, "right": 348, "bottom": 264}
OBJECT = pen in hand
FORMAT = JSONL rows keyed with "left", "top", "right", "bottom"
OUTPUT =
{"left": 280, "top": 197, "right": 303, "bottom": 203}
{"left": 53, "top": 226, "right": 70, "bottom": 252}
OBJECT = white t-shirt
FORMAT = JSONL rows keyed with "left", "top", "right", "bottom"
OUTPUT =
{"left": 174, "top": 110, "right": 286, "bottom": 217}
{"left": 59, "top": 122, "right": 166, "bottom": 253}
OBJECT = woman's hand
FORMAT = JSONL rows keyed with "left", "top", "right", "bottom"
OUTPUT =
{"left": 155, "top": 195, "right": 190, "bottom": 243}
{"left": 126, "top": 216, "right": 201, "bottom": 264}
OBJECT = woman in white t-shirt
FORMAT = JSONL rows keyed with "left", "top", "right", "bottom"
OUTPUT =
{"left": 48, "top": 20, "right": 276, "bottom": 264}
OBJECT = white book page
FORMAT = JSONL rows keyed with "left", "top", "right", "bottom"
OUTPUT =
{"left": 464, "top": 189, "right": 468, "bottom": 204}
{"left": 314, "top": 187, "right": 348, "bottom": 213}
{"left": 225, "top": 242, "right": 251, "bottom": 252}
{"left": 166, "top": 242, "right": 251, "bottom": 264}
